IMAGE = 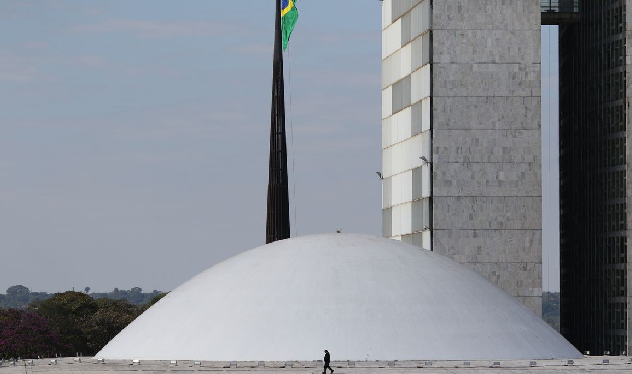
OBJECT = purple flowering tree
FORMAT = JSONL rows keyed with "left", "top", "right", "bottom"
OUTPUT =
{"left": 0, "top": 309, "right": 69, "bottom": 359}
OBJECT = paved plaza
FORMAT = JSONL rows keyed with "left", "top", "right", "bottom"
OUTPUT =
{"left": 1, "top": 357, "right": 631, "bottom": 373}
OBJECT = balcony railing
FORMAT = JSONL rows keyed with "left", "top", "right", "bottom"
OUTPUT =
{"left": 541, "top": 0, "right": 580, "bottom": 13}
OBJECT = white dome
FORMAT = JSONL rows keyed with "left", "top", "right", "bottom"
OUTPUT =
{"left": 97, "top": 234, "right": 581, "bottom": 361}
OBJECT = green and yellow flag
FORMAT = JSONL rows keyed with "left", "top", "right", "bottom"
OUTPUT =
{"left": 281, "top": 0, "right": 298, "bottom": 50}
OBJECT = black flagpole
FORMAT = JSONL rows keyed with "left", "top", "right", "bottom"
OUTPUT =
{"left": 266, "top": 0, "right": 291, "bottom": 244}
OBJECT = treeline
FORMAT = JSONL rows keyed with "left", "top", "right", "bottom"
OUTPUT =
{"left": 0, "top": 286, "right": 561, "bottom": 359}
{"left": 542, "top": 291, "right": 560, "bottom": 332}
{"left": 0, "top": 291, "right": 167, "bottom": 359}
{"left": 0, "top": 285, "right": 164, "bottom": 309}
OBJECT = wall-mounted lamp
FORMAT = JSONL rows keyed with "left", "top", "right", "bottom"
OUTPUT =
{"left": 419, "top": 156, "right": 431, "bottom": 165}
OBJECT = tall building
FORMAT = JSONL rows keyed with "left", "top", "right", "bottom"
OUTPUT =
{"left": 381, "top": 0, "right": 543, "bottom": 315}
{"left": 558, "top": 0, "right": 630, "bottom": 355}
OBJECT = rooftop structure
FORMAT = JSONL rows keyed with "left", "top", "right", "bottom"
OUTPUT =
{"left": 541, "top": 0, "right": 581, "bottom": 25}
{"left": 97, "top": 234, "right": 579, "bottom": 361}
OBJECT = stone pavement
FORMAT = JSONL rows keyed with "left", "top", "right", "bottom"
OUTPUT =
{"left": 0, "top": 357, "right": 631, "bottom": 373}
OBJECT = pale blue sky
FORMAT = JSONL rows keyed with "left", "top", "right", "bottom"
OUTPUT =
{"left": 541, "top": 26, "right": 560, "bottom": 292}
{"left": 0, "top": 1, "right": 559, "bottom": 293}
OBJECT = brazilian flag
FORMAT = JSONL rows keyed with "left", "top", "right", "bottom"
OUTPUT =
{"left": 281, "top": 0, "right": 298, "bottom": 50}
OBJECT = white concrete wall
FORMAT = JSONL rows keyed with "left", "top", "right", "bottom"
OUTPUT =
{"left": 381, "top": 0, "right": 432, "bottom": 250}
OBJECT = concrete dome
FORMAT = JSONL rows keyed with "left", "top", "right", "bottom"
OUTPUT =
{"left": 97, "top": 234, "right": 581, "bottom": 361}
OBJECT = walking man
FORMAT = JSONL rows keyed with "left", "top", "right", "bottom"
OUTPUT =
{"left": 323, "top": 350, "right": 334, "bottom": 374}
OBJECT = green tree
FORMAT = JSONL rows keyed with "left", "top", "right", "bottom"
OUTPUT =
{"left": 84, "top": 299, "right": 140, "bottom": 353}
{"left": 6, "top": 285, "right": 30, "bottom": 298}
{"left": 542, "top": 291, "right": 560, "bottom": 332}
{"left": 139, "top": 292, "right": 168, "bottom": 313}
{"left": 5, "top": 285, "right": 32, "bottom": 309}
{"left": 84, "top": 287, "right": 90, "bottom": 294}
{"left": 129, "top": 287, "right": 145, "bottom": 304}
{"left": 31, "top": 291, "right": 98, "bottom": 355}
{"left": 12, "top": 290, "right": 174, "bottom": 355}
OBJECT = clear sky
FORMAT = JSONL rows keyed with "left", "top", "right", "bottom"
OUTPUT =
{"left": 0, "top": 1, "right": 559, "bottom": 293}
{"left": 541, "top": 26, "right": 560, "bottom": 292}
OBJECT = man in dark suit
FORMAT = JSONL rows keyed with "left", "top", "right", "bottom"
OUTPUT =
{"left": 323, "top": 350, "right": 334, "bottom": 374}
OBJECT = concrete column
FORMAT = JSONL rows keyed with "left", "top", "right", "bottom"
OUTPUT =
{"left": 431, "top": 0, "right": 543, "bottom": 315}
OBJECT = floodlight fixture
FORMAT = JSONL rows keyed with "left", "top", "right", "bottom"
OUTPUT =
{"left": 419, "top": 156, "right": 431, "bottom": 165}
{"left": 376, "top": 172, "right": 383, "bottom": 180}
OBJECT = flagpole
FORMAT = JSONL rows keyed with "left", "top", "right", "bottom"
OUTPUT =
{"left": 266, "top": 0, "right": 291, "bottom": 244}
